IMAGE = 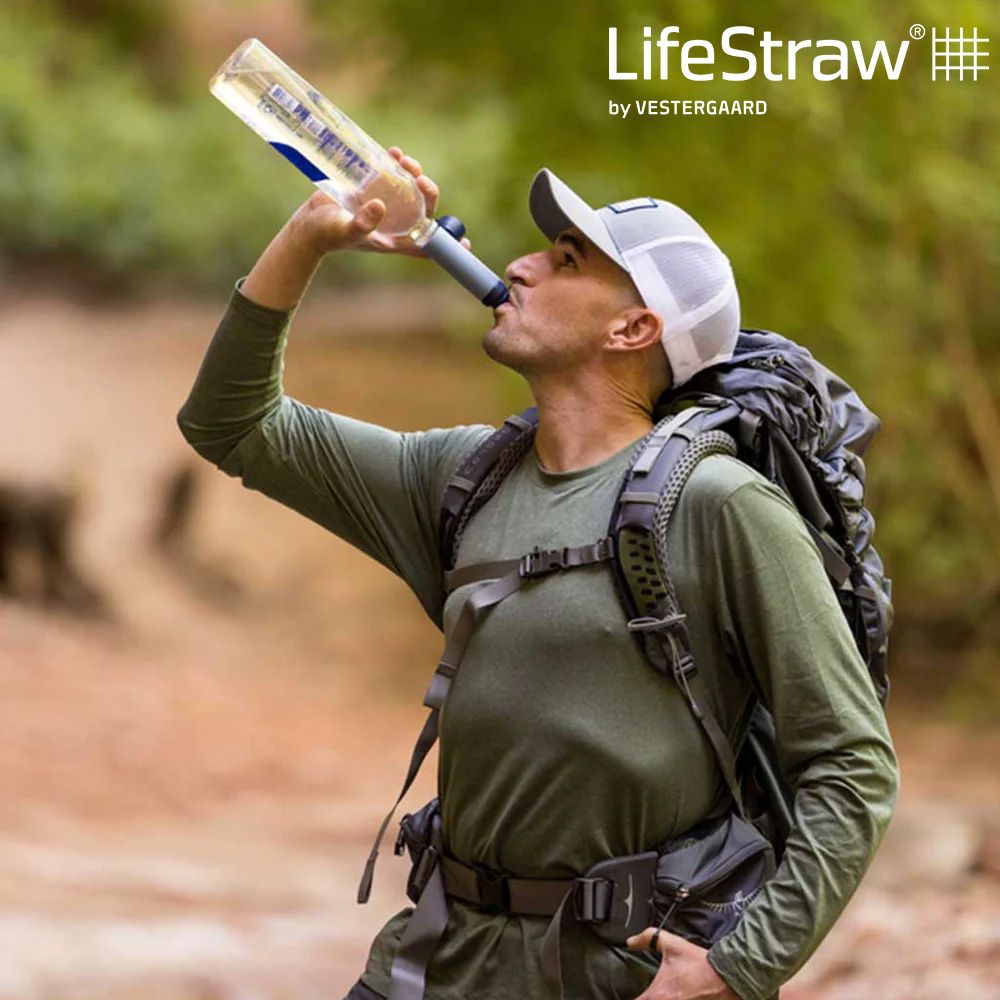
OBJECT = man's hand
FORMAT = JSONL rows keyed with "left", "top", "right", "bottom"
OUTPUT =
{"left": 625, "top": 927, "right": 740, "bottom": 1000}
{"left": 242, "top": 146, "right": 466, "bottom": 310}
{"left": 289, "top": 147, "right": 469, "bottom": 257}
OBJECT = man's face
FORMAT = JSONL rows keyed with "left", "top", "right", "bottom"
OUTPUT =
{"left": 483, "top": 226, "right": 643, "bottom": 376}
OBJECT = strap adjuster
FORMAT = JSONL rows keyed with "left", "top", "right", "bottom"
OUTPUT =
{"left": 519, "top": 545, "right": 569, "bottom": 578}
{"left": 626, "top": 611, "right": 687, "bottom": 633}
{"left": 474, "top": 866, "right": 511, "bottom": 914}
{"left": 573, "top": 877, "right": 613, "bottom": 922}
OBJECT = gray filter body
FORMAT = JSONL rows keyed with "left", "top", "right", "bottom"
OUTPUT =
{"left": 422, "top": 223, "right": 510, "bottom": 307}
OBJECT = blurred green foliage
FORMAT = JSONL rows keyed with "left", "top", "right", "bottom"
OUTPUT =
{"left": 0, "top": 3, "right": 299, "bottom": 287}
{"left": 0, "top": 0, "right": 998, "bottom": 704}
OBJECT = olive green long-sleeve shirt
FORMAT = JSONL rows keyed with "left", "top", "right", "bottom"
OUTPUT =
{"left": 177, "top": 282, "right": 899, "bottom": 1000}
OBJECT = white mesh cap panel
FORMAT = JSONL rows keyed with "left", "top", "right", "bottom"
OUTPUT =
{"left": 621, "top": 234, "right": 739, "bottom": 388}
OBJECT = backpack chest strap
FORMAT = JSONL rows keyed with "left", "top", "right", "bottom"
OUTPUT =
{"left": 443, "top": 536, "right": 614, "bottom": 592}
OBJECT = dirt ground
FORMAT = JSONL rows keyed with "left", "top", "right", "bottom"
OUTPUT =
{"left": 0, "top": 290, "right": 997, "bottom": 1000}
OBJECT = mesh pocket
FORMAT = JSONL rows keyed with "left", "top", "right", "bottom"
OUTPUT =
{"left": 652, "top": 809, "right": 776, "bottom": 947}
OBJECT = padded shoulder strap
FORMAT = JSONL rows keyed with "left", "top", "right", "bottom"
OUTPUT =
{"left": 610, "top": 401, "right": 741, "bottom": 542}
{"left": 608, "top": 400, "right": 754, "bottom": 819}
{"left": 439, "top": 407, "right": 539, "bottom": 571}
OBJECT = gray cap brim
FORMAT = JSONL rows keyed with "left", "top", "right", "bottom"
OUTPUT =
{"left": 529, "top": 168, "right": 627, "bottom": 269}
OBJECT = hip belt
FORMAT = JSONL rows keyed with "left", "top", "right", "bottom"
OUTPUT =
{"left": 387, "top": 797, "right": 775, "bottom": 1000}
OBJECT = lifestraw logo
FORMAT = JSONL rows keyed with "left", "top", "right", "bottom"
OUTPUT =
{"left": 930, "top": 27, "right": 990, "bottom": 81}
{"left": 607, "top": 25, "right": 990, "bottom": 82}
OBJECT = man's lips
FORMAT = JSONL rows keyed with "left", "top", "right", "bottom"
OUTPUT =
{"left": 494, "top": 288, "right": 520, "bottom": 314}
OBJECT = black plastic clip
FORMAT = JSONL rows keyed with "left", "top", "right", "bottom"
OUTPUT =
{"left": 474, "top": 866, "right": 511, "bottom": 914}
{"left": 519, "top": 545, "right": 570, "bottom": 578}
{"left": 573, "top": 877, "right": 613, "bottom": 922}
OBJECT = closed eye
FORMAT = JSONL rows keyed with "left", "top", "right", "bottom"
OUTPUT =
{"left": 560, "top": 251, "right": 578, "bottom": 269}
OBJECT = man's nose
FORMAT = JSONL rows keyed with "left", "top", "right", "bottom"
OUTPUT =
{"left": 504, "top": 250, "right": 546, "bottom": 286}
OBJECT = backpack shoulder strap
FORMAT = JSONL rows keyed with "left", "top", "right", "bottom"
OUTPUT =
{"left": 439, "top": 406, "right": 539, "bottom": 572}
{"left": 608, "top": 400, "right": 756, "bottom": 821}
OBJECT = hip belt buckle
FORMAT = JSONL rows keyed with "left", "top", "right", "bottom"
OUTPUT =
{"left": 573, "top": 876, "right": 613, "bottom": 923}
{"left": 474, "top": 866, "right": 511, "bottom": 914}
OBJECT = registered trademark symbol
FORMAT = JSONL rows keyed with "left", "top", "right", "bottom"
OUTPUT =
{"left": 909, "top": 23, "right": 926, "bottom": 40}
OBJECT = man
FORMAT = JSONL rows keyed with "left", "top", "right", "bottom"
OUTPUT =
{"left": 177, "top": 149, "right": 899, "bottom": 1000}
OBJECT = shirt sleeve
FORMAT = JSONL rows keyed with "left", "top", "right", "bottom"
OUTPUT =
{"left": 702, "top": 477, "right": 900, "bottom": 1000}
{"left": 176, "top": 279, "right": 494, "bottom": 629}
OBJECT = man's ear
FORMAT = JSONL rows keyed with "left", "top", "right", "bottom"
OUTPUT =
{"left": 606, "top": 307, "right": 664, "bottom": 353}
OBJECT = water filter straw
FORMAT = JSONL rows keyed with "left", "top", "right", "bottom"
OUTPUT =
{"left": 210, "top": 39, "right": 509, "bottom": 307}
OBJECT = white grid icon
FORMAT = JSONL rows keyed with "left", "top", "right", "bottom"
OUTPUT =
{"left": 931, "top": 27, "right": 990, "bottom": 80}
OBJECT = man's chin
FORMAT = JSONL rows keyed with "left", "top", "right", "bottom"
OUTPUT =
{"left": 481, "top": 324, "right": 522, "bottom": 369}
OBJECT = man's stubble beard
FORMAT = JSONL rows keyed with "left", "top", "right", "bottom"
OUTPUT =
{"left": 481, "top": 321, "right": 533, "bottom": 376}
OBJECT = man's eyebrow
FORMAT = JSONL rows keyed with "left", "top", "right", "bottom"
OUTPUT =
{"left": 556, "top": 233, "right": 588, "bottom": 260}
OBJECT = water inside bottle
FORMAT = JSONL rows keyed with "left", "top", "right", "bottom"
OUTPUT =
{"left": 210, "top": 53, "right": 427, "bottom": 236}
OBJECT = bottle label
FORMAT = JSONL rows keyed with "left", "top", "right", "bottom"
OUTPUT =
{"left": 261, "top": 84, "right": 378, "bottom": 188}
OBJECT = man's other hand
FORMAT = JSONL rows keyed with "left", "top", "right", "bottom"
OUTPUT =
{"left": 626, "top": 927, "right": 740, "bottom": 1000}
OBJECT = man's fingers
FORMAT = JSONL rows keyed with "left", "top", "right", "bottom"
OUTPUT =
{"left": 399, "top": 154, "right": 423, "bottom": 177}
{"left": 386, "top": 149, "right": 441, "bottom": 216}
{"left": 626, "top": 926, "right": 689, "bottom": 956}
{"left": 628, "top": 927, "right": 705, "bottom": 960}
{"left": 417, "top": 174, "right": 440, "bottom": 216}
{"left": 626, "top": 927, "right": 662, "bottom": 955}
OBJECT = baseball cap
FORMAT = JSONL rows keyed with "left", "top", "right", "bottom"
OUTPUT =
{"left": 528, "top": 168, "right": 740, "bottom": 388}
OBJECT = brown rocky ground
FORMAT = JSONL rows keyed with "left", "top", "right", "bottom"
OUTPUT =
{"left": 0, "top": 290, "right": 996, "bottom": 999}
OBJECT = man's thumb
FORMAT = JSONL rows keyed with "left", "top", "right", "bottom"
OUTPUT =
{"left": 353, "top": 199, "right": 386, "bottom": 234}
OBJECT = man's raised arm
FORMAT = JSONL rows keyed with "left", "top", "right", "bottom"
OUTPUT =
{"left": 175, "top": 152, "right": 493, "bottom": 628}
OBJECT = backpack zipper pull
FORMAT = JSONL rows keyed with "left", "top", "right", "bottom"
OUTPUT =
{"left": 656, "top": 884, "right": 691, "bottom": 929}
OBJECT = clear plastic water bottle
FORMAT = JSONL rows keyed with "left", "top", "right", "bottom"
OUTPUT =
{"left": 210, "top": 38, "right": 508, "bottom": 307}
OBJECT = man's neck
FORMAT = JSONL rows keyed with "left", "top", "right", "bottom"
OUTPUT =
{"left": 530, "top": 378, "right": 654, "bottom": 474}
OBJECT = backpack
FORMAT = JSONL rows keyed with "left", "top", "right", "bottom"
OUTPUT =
{"left": 436, "top": 327, "right": 893, "bottom": 857}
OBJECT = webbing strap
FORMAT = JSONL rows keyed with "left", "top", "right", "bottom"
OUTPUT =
{"left": 439, "top": 853, "right": 578, "bottom": 915}
{"left": 628, "top": 614, "right": 747, "bottom": 819}
{"left": 357, "top": 570, "right": 522, "bottom": 904}
{"left": 804, "top": 521, "right": 852, "bottom": 587}
{"left": 389, "top": 841, "right": 449, "bottom": 1000}
{"left": 359, "top": 538, "right": 617, "bottom": 907}
{"left": 539, "top": 884, "right": 579, "bottom": 1000}
{"left": 684, "top": 668, "right": 747, "bottom": 819}
{"left": 393, "top": 848, "right": 613, "bottom": 1000}
{"left": 443, "top": 537, "right": 614, "bottom": 593}
{"left": 443, "top": 558, "right": 520, "bottom": 592}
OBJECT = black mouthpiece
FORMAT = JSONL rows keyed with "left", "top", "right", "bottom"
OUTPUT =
{"left": 482, "top": 281, "right": 510, "bottom": 308}
{"left": 435, "top": 215, "right": 467, "bottom": 240}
